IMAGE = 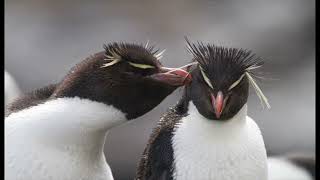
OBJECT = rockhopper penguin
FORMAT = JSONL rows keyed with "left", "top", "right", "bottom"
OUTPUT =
{"left": 136, "top": 40, "right": 271, "bottom": 180}
{"left": 5, "top": 42, "right": 192, "bottom": 180}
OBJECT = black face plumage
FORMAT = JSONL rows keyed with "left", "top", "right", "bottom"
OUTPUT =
{"left": 185, "top": 39, "right": 264, "bottom": 120}
{"left": 52, "top": 42, "right": 190, "bottom": 120}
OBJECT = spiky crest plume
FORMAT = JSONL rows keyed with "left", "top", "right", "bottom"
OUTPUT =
{"left": 101, "top": 42, "right": 164, "bottom": 68}
{"left": 185, "top": 37, "right": 270, "bottom": 109}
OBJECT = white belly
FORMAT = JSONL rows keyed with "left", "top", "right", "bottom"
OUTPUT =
{"left": 5, "top": 98, "right": 128, "bottom": 180}
{"left": 172, "top": 103, "right": 268, "bottom": 180}
{"left": 5, "top": 129, "right": 113, "bottom": 180}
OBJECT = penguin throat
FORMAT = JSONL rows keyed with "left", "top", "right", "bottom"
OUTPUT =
{"left": 171, "top": 102, "right": 268, "bottom": 180}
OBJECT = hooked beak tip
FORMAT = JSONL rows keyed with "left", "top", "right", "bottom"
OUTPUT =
{"left": 151, "top": 67, "right": 192, "bottom": 86}
{"left": 211, "top": 91, "right": 224, "bottom": 119}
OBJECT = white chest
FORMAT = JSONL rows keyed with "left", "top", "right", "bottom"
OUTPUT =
{"left": 5, "top": 97, "right": 127, "bottom": 180}
{"left": 171, "top": 103, "right": 268, "bottom": 180}
{"left": 5, "top": 139, "right": 113, "bottom": 180}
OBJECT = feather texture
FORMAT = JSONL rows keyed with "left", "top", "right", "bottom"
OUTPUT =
{"left": 246, "top": 72, "right": 271, "bottom": 109}
{"left": 185, "top": 37, "right": 270, "bottom": 109}
{"left": 101, "top": 42, "right": 164, "bottom": 68}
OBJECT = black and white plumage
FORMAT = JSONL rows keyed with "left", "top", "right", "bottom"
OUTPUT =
{"left": 136, "top": 40, "right": 269, "bottom": 180}
{"left": 5, "top": 42, "right": 191, "bottom": 180}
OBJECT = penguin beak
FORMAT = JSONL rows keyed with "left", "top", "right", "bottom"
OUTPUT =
{"left": 211, "top": 91, "right": 224, "bottom": 118}
{"left": 150, "top": 66, "right": 192, "bottom": 86}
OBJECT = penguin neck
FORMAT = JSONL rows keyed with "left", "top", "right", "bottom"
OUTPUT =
{"left": 186, "top": 101, "right": 248, "bottom": 134}
{"left": 6, "top": 97, "right": 127, "bottom": 158}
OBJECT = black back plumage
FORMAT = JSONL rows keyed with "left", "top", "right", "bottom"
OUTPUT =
{"left": 5, "top": 84, "right": 57, "bottom": 117}
{"left": 135, "top": 91, "right": 190, "bottom": 180}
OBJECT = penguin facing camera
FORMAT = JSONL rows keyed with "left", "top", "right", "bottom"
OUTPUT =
{"left": 136, "top": 39, "right": 270, "bottom": 180}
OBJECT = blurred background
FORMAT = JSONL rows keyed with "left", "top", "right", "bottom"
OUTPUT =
{"left": 5, "top": 0, "right": 315, "bottom": 179}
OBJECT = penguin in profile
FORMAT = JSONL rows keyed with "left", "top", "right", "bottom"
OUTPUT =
{"left": 5, "top": 42, "right": 192, "bottom": 180}
{"left": 136, "top": 39, "right": 271, "bottom": 180}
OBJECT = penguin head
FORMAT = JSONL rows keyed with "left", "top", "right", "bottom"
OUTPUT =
{"left": 185, "top": 39, "right": 268, "bottom": 120}
{"left": 53, "top": 42, "right": 191, "bottom": 120}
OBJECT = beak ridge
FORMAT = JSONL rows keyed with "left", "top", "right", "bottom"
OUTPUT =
{"left": 150, "top": 66, "right": 192, "bottom": 86}
{"left": 211, "top": 91, "right": 224, "bottom": 118}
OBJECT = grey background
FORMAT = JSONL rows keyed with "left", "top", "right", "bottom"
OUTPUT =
{"left": 5, "top": 0, "right": 315, "bottom": 179}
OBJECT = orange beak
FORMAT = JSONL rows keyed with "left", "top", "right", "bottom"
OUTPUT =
{"left": 211, "top": 91, "right": 224, "bottom": 118}
{"left": 150, "top": 67, "right": 192, "bottom": 86}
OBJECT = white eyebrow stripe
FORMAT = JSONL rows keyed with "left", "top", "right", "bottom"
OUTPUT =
{"left": 228, "top": 74, "right": 246, "bottom": 91}
{"left": 128, "top": 62, "right": 155, "bottom": 69}
{"left": 200, "top": 66, "right": 213, "bottom": 89}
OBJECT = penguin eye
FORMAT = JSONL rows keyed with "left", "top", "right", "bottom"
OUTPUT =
{"left": 128, "top": 62, "right": 155, "bottom": 69}
{"left": 200, "top": 66, "right": 213, "bottom": 89}
{"left": 228, "top": 74, "right": 245, "bottom": 91}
